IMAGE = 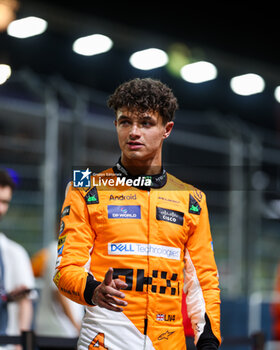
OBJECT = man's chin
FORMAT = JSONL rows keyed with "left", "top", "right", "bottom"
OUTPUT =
{"left": 123, "top": 150, "right": 144, "bottom": 160}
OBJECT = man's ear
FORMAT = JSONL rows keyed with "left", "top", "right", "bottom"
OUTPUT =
{"left": 163, "top": 121, "right": 174, "bottom": 139}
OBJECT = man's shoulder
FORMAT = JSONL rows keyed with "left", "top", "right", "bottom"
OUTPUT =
{"left": 166, "top": 173, "right": 206, "bottom": 200}
{"left": 166, "top": 172, "right": 203, "bottom": 191}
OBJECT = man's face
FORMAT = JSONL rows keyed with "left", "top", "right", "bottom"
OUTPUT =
{"left": 115, "top": 108, "right": 174, "bottom": 162}
{"left": 0, "top": 186, "right": 12, "bottom": 220}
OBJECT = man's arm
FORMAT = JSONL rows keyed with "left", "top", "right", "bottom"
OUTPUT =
{"left": 18, "top": 296, "right": 33, "bottom": 331}
{"left": 53, "top": 183, "right": 96, "bottom": 305}
{"left": 184, "top": 191, "right": 221, "bottom": 349}
{"left": 54, "top": 184, "right": 127, "bottom": 311}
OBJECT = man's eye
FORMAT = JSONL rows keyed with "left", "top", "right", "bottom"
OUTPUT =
{"left": 120, "top": 120, "right": 129, "bottom": 125}
{"left": 142, "top": 121, "right": 151, "bottom": 126}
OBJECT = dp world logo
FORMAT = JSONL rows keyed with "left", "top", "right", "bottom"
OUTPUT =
{"left": 73, "top": 168, "right": 91, "bottom": 188}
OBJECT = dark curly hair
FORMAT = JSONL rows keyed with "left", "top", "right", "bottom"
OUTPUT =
{"left": 107, "top": 78, "right": 178, "bottom": 124}
{"left": 0, "top": 170, "right": 16, "bottom": 191}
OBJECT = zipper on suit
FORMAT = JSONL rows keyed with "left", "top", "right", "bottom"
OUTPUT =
{"left": 144, "top": 318, "right": 148, "bottom": 335}
{"left": 144, "top": 188, "right": 151, "bottom": 347}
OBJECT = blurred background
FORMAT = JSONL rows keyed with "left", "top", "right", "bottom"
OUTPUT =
{"left": 0, "top": 1, "right": 279, "bottom": 348}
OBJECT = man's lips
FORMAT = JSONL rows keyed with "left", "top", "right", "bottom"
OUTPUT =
{"left": 127, "top": 141, "right": 144, "bottom": 149}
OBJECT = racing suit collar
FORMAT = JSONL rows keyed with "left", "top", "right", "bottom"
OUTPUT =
{"left": 113, "top": 158, "right": 167, "bottom": 190}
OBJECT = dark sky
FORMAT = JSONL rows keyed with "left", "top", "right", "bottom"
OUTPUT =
{"left": 59, "top": 2, "right": 278, "bottom": 66}
{"left": 2, "top": 1, "right": 279, "bottom": 132}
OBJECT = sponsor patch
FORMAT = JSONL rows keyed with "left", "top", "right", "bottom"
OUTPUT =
{"left": 58, "top": 234, "right": 67, "bottom": 248}
{"left": 57, "top": 245, "right": 64, "bottom": 256}
{"left": 61, "top": 205, "right": 70, "bottom": 218}
{"left": 108, "top": 243, "right": 180, "bottom": 260}
{"left": 108, "top": 205, "right": 141, "bottom": 219}
{"left": 189, "top": 194, "right": 201, "bottom": 215}
{"left": 158, "top": 196, "right": 180, "bottom": 204}
{"left": 156, "top": 207, "right": 184, "bottom": 226}
{"left": 55, "top": 256, "right": 62, "bottom": 268}
{"left": 53, "top": 271, "right": 61, "bottom": 287}
{"left": 193, "top": 189, "right": 203, "bottom": 202}
{"left": 59, "top": 220, "right": 65, "bottom": 235}
{"left": 85, "top": 187, "right": 99, "bottom": 204}
{"left": 158, "top": 330, "right": 175, "bottom": 341}
{"left": 109, "top": 194, "right": 136, "bottom": 200}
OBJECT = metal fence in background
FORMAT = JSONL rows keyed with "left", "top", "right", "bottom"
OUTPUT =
{"left": 0, "top": 69, "right": 279, "bottom": 300}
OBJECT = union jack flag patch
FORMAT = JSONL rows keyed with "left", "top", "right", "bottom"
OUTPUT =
{"left": 156, "top": 314, "right": 165, "bottom": 321}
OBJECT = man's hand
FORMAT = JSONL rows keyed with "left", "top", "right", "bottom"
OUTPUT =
{"left": 92, "top": 267, "right": 128, "bottom": 312}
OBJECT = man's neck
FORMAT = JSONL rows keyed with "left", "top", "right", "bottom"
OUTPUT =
{"left": 120, "top": 155, "right": 162, "bottom": 176}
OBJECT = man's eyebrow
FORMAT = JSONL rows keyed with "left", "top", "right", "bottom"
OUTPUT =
{"left": 138, "top": 115, "right": 158, "bottom": 122}
{"left": 116, "top": 114, "right": 130, "bottom": 120}
{"left": 116, "top": 114, "right": 155, "bottom": 121}
{"left": 139, "top": 115, "right": 153, "bottom": 120}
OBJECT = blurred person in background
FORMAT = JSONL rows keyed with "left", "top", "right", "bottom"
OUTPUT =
{"left": 32, "top": 237, "right": 84, "bottom": 341}
{"left": 53, "top": 78, "right": 221, "bottom": 350}
{"left": 271, "top": 262, "right": 280, "bottom": 341}
{"left": 0, "top": 170, "right": 35, "bottom": 350}
{"left": 182, "top": 291, "right": 196, "bottom": 350}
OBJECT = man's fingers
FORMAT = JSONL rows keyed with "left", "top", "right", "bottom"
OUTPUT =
{"left": 114, "top": 279, "right": 128, "bottom": 290}
{"left": 104, "top": 285, "right": 126, "bottom": 299}
{"left": 98, "top": 299, "right": 124, "bottom": 312}
{"left": 98, "top": 294, "right": 127, "bottom": 312}
{"left": 104, "top": 267, "right": 113, "bottom": 286}
{"left": 104, "top": 294, "right": 128, "bottom": 307}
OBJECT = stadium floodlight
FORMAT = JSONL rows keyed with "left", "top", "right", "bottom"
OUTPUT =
{"left": 0, "top": 64, "right": 11, "bottom": 85}
{"left": 180, "top": 61, "right": 217, "bottom": 83}
{"left": 230, "top": 73, "right": 265, "bottom": 96}
{"left": 7, "top": 16, "right": 47, "bottom": 38}
{"left": 274, "top": 86, "right": 280, "bottom": 103}
{"left": 72, "top": 34, "right": 113, "bottom": 56}
{"left": 129, "top": 48, "right": 168, "bottom": 70}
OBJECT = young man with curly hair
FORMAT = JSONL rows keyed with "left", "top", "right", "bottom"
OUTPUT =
{"left": 54, "top": 78, "right": 221, "bottom": 350}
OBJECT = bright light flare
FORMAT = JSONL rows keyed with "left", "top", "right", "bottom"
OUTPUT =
{"left": 230, "top": 73, "right": 265, "bottom": 96}
{"left": 0, "top": 64, "right": 11, "bottom": 85}
{"left": 73, "top": 34, "right": 113, "bottom": 56}
{"left": 129, "top": 48, "right": 168, "bottom": 70}
{"left": 274, "top": 86, "right": 280, "bottom": 103}
{"left": 7, "top": 16, "right": 47, "bottom": 38}
{"left": 180, "top": 61, "right": 217, "bottom": 83}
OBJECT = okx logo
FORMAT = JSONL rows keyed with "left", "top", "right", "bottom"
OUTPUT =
{"left": 73, "top": 168, "right": 91, "bottom": 188}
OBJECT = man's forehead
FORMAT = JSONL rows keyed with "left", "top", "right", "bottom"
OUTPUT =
{"left": 116, "top": 108, "right": 159, "bottom": 119}
{"left": 0, "top": 186, "right": 12, "bottom": 198}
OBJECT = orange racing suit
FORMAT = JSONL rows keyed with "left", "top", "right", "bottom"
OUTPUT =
{"left": 54, "top": 160, "right": 221, "bottom": 350}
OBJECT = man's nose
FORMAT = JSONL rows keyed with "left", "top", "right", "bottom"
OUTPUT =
{"left": 129, "top": 123, "right": 141, "bottom": 138}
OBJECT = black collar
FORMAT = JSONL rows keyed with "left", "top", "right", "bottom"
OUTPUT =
{"left": 112, "top": 158, "right": 167, "bottom": 190}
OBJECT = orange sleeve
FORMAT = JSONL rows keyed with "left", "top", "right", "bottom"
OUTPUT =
{"left": 184, "top": 191, "right": 221, "bottom": 346}
{"left": 53, "top": 183, "right": 97, "bottom": 306}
